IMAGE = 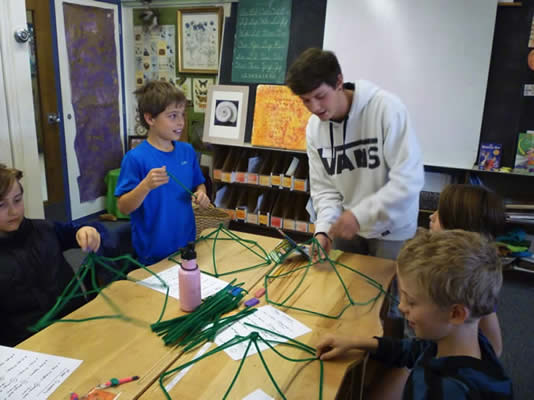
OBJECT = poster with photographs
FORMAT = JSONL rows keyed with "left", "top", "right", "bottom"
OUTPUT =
{"left": 193, "top": 77, "right": 214, "bottom": 113}
{"left": 134, "top": 25, "right": 176, "bottom": 87}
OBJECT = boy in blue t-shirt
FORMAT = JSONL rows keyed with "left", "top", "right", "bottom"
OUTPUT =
{"left": 115, "top": 81, "right": 210, "bottom": 265}
{"left": 316, "top": 229, "right": 513, "bottom": 400}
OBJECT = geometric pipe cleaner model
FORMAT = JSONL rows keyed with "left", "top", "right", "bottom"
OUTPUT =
{"left": 30, "top": 253, "right": 169, "bottom": 332}
{"left": 158, "top": 323, "right": 324, "bottom": 400}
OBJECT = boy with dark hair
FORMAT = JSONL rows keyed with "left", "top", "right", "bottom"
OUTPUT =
{"left": 115, "top": 81, "right": 210, "bottom": 265}
{"left": 0, "top": 164, "right": 103, "bottom": 346}
{"left": 316, "top": 229, "right": 513, "bottom": 399}
{"left": 287, "top": 48, "right": 424, "bottom": 261}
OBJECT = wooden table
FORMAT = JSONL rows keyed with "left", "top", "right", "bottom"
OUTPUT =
{"left": 140, "top": 250, "right": 395, "bottom": 399}
{"left": 16, "top": 280, "right": 182, "bottom": 400}
{"left": 17, "top": 229, "right": 394, "bottom": 400}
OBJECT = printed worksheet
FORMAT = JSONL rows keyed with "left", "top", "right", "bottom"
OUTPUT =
{"left": 0, "top": 346, "right": 82, "bottom": 399}
{"left": 214, "top": 305, "right": 311, "bottom": 361}
{"left": 137, "top": 265, "right": 229, "bottom": 300}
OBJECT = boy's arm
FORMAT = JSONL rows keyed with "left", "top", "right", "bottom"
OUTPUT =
{"left": 54, "top": 221, "right": 107, "bottom": 253}
{"left": 117, "top": 166, "right": 168, "bottom": 215}
{"left": 317, "top": 334, "right": 432, "bottom": 370}
{"left": 316, "top": 334, "right": 379, "bottom": 360}
{"left": 371, "top": 336, "right": 433, "bottom": 369}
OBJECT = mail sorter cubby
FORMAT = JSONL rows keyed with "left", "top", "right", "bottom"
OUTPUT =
{"left": 211, "top": 144, "right": 313, "bottom": 235}
{"left": 213, "top": 146, "right": 309, "bottom": 191}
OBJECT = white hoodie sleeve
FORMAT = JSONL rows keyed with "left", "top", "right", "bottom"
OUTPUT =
{"left": 306, "top": 121, "right": 343, "bottom": 234}
{"left": 350, "top": 102, "right": 424, "bottom": 236}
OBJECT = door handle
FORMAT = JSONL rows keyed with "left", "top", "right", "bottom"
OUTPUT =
{"left": 14, "top": 28, "right": 31, "bottom": 43}
{"left": 47, "top": 113, "right": 61, "bottom": 124}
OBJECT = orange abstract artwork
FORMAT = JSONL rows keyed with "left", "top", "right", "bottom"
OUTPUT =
{"left": 251, "top": 85, "right": 311, "bottom": 150}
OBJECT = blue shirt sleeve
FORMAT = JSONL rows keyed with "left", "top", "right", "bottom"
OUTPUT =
{"left": 115, "top": 150, "right": 145, "bottom": 197}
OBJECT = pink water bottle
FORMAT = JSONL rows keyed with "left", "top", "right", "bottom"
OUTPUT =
{"left": 179, "top": 243, "right": 201, "bottom": 312}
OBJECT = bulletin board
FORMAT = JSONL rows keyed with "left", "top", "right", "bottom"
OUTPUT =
{"left": 251, "top": 85, "right": 310, "bottom": 150}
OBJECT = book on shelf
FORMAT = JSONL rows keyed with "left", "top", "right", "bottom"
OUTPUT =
{"left": 513, "top": 132, "right": 534, "bottom": 173}
{"left": 478, "top": 142, "right": 502, "bottom": 171}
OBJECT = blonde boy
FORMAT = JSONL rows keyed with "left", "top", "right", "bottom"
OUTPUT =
{"left": 317, "top": 229, "right": 513, "bottom": 399}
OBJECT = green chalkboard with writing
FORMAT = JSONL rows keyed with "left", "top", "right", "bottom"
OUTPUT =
{"left": 231, "top": 0, "right": 291, "bottom": 84}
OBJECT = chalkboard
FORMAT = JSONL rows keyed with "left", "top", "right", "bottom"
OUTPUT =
{"left": 220, "top": 0, "right": 327, "bottom": 142}
{"left": 231, "top": 0, "right": 291, "bottom": 84}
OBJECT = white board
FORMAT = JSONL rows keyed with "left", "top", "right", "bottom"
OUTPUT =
{"left": 324, "top": 0, "right": 498, "bottom": 169}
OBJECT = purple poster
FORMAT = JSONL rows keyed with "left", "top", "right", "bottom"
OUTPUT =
{"left": 63, "top": 3, "right": 123, "bottom": 202}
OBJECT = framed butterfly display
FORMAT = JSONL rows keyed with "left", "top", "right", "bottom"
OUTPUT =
{"left": 203, "top": 85, "right": 249, "bottom": 146}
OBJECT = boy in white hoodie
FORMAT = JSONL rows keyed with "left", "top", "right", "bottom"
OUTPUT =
{"left": 286, "top": 48, "right": 424, "bottom": 260}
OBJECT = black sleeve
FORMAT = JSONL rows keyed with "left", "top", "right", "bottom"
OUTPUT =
{"left": 370, "top": 336, "right": 435, "bottom": 369}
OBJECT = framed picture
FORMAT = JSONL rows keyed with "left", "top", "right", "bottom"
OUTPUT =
{"left": 193, "top": 77, "right": 214, "bottom": 113}
{"left": 177, "top": 7, "right": 223, "bottom": 74}
{"left": 128, "top": 135, "right": 146, "bottom": 150}
{"left": 203, "top": 85, "right": 249, "bottom": 146}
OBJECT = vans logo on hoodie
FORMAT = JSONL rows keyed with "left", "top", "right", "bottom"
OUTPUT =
{"left": 318, "top": 138, "right": 380, "bottom": 175}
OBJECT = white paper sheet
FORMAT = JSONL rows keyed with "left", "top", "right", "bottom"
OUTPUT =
{"left": 0, "top": 346, "right": 82, "bottom": 400}
{"left": 137, "top": 265, "right": 229, "bottom": 300}
{"left": 215, "top": 305, "right": 311, "bottom": 361}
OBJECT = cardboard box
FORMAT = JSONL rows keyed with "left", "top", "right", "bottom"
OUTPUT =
{"left": 246, "top": 151, "right": 263, "bottom": 185}
{"left": 293, "top": 157, "right": 308, "bottom": 192}
{"left": 213, "top": 146, "right": 229, "bottom": 181}
{"left": 245, "top": 188, "right": 261, "bottom": 225}
{"left": 270, "top": 191, "right": 287, "bottom": 229}
{"left": 259, "top": 152, "right": 273, "bottom": 187}
{"left": 270, "top": 153, "right": 285, "bottom": 188}
{"left": 258, "top": 190, "right": 276, "bottom": 226}
{"left": 221, "top": 149, "right": 239, "bottom": 183}
{"left": 235, "top": 189, "right": 248, "bottom": 221}
{"left": 217, "top": 185, "right": 238, "bottom": 220}
{"left": 234, "top": 150, "right": 249, "bottom": 184}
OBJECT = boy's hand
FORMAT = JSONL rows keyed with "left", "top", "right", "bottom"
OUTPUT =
{"left": 316, "top": 334, "right": 357, "bottom": 360}
{"left": 193, "top": 190, "right": 210, "bottom": 208}
{"left": 312, "top": 233, "right": 331, "bottom": 262}
{"left": 76, "top": 226, "right": 101, "bottom": 252}
{"left": 143, "top": 166, "right": 169, "bottom": 190}
{"left": 328, "top": 210, "right": 360, "bottom": 240}
{"left": 316, "top": 334, "right": 378, "bottom": 360}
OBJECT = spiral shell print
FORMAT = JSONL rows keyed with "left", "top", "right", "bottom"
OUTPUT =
{"left": 215, "top": 101, "right": 238, "bottom": 124}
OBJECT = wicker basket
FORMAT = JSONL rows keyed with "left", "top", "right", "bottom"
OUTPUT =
{"left": 193, "top": 204, "right": 231, "bottom": 238}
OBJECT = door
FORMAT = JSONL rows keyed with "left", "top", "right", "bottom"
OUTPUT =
{"left": 26, "top": 0, "right": 65, "bottom": 206}
{"left": 0, "top": 0, "right": 44, "bottom": 218}
{"left": 54, "top": 0, "right": 125, "bottom": 220}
